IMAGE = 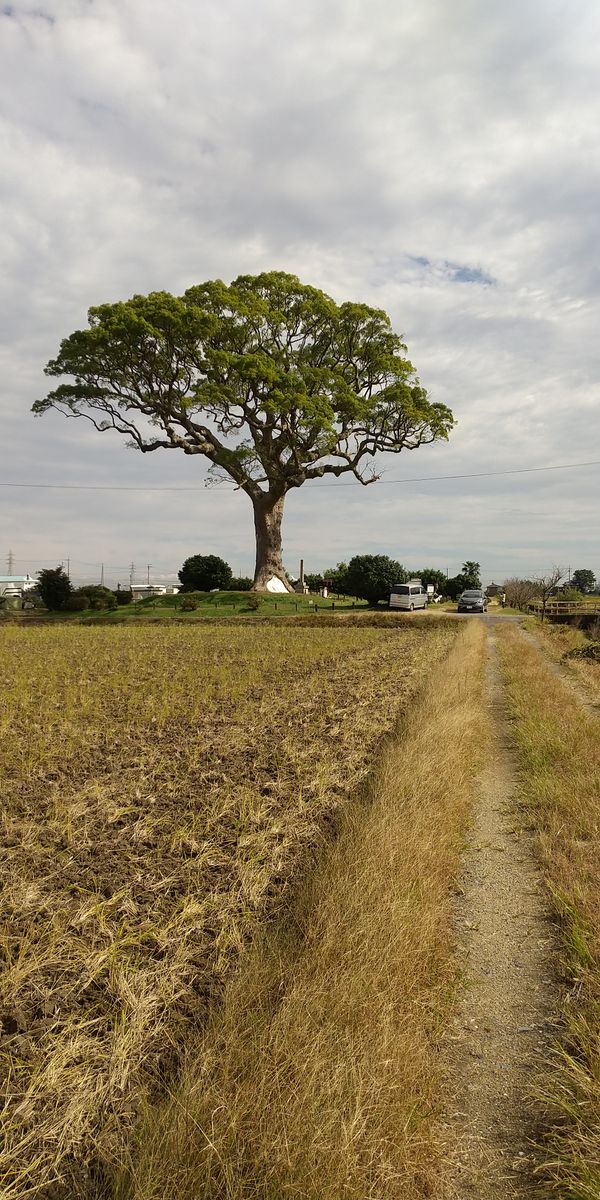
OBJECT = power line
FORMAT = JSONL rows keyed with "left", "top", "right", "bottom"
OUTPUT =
{"left": 0, "top": 458, "right": 599, "bottom": 492}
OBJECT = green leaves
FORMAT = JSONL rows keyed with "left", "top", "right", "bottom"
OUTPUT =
{"left": 34, "top": 271, "right": 455, "bottom": 495}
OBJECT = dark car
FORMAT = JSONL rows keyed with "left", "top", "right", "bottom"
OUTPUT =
{"left": 457, "top": 589, "right": 487, "bottom": 613}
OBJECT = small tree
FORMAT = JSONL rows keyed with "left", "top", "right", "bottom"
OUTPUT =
{"left": 180, "top": 595, "right": 198, "bottom": 612}
{"left": 37, "top": 566, "right": 72, "bottom": 611}
{"left": 503, "top": 578, "right": 540, "bottom": 611}
{"left": 179, "top": 554, "right": 233, "bottom": 592}
{"left": 344, "top": 555, "right": 407, "bottom": 604}
{"left": 535, "top": 566, "right": 564, "bottom": 622}
{"left": 34, "top": 272, "right": 454, "bottom": 592}
{"left": 571, "top": 569, "right": 596, "bottom": 595}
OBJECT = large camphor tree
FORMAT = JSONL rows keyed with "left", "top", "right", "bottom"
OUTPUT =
{"left": 34, "top": 272, "right": 454, "bottom": 591}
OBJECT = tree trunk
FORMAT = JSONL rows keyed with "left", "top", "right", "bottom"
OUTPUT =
{"left": 251, "top": 494, "right": 293, "bottom": 592}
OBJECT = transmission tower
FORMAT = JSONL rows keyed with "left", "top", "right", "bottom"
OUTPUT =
{"left": 6, "top": 549, "right": 14, "bottom": 575}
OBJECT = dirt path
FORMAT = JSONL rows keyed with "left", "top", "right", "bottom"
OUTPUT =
{"left": 445, "top": 626, "right": 558, "bottom": 1198}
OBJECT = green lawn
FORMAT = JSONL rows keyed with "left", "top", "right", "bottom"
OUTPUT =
{"left": 87, "top": 590, "right": 369, "bottom": 620}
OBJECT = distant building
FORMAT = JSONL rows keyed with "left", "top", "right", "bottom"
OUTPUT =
{"left": 0, "top": 574, "right": 37, "bottom": 597}
{"left": 130, "top": 583, "right": 180, "bottom": 601}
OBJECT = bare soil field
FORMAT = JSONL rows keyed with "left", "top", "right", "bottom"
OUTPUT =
{"left": 0, "top": 621, "right": 455, "bottom": 1198}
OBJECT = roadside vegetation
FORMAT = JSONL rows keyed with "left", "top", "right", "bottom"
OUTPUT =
{"left": 497, "top": 624, "right": 600, "bottom": 1196}
{"left": 116, "top": 621, "right": 487, "bottom": 1200}
{"left": 0, "top": 620, "right": 456, "bottom": 1198}
{"left": 525, "top": 615, "right": 600, "bottom": 706}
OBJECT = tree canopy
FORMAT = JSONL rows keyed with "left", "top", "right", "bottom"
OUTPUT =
{"left": 34, "top": 272, "right": 454, "bottom": 590}
{"left": 418, "top": 567, "right": 447, "bottom": 594}
{"left": 178, "top": 554, "right": 233, "bottom": 592}
{"left": 460, "top": 561, "right": 481, "bottom": 588}
{"left": 344, "top": 555, "right": 407, "bottom": 604}
{"left": 445, "top": 563, "right": 481, "bottom": 600}
{"left": 37, "top": 566, "right": 72, "bottom": 611}
{"left": 571, "top": 569, "right": 596, "bottom": 594}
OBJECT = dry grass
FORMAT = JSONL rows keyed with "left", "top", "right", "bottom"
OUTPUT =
{"left": 498, "top": 625, "right": 600, "bottom": 1197}
{"left": 524, "top": 616, "right": 600, "bottom": 707}
{"left": 116, "top": 621, "right": 487, "bottom": 1200}
{"left": 0, "top": 621, "right": 455, "bottom": 1198}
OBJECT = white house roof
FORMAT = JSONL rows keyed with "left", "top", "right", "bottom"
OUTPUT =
{"left": 0, "top": 575, "right": 35, "bottom": 583}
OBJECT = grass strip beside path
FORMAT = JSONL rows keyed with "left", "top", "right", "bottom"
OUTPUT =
{"left": 118, "top": 621, "right": 487, "bottom": 1200}
{"left": 498, "top": 624, "right": 600, "bottom": 1198}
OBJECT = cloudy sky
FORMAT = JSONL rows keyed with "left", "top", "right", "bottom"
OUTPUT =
{"left": 2, "top": 0, "right": 600, "bottom": 587}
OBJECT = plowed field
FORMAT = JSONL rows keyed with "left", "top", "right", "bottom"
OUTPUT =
{"left": 0, "top": 621, "right": 453, "bottom": 1197}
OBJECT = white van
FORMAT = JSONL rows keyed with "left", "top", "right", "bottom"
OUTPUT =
{"left": 389, "top": 582, "right": 428, "bottom": 611}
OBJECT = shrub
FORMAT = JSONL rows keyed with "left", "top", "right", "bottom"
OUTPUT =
{"left": 65, "top": 596, "right": 88, "bottom": 612}
{"left": 180, "top": 596, "right": 198, "bottom": 612}
{"left": 229, "top": 577, "right": 253, "bottom": 591}
{"left": 560, "top": 588, "right": 584, "bottom": 603}
{"left": 245, "top": 595, "right": 262, "bottom": 611}
{"left": 116, "top": 589, "right": 133, "bottom": 606}
{"left": 72, "top": 585, "right": 114, "bottom": 606}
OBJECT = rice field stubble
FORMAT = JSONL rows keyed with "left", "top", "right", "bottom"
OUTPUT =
{"left": 118, "top": 620, "right": 487, "bottom": 1200}
{"left": 0, "top": 621, "right": 454, "bottom": 1197}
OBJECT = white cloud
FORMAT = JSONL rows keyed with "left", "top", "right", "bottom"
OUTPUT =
{"left": 1, "top": 0, "right": 600, "bottom": 584}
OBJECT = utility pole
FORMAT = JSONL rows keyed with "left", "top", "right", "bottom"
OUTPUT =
{"left": 100, "top": 563, "right": 104, "bottom": 586}
{"left": 130, "top": 561, "right": 135, "bottom": 588}
{"left": 568, "top": 565, "right": 571, "bottom": 584}
{"left": 67, "top": 557, "right": 70, "bottom": 579}
{"left": 6, "top": 549, "right": 14, "bottom": 575}
{"left": 147, "top": 563, "right": 151, "bottom": 584}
